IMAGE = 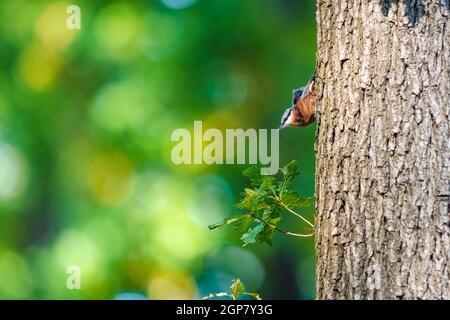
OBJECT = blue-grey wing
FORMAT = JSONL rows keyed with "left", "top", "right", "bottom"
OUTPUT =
{"left": 292, "top": 86, "right": 305, "bottom": 105}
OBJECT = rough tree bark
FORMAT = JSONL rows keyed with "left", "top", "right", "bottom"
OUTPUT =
{"left": 315, "top": 1, "right": 449, "bottom": 299}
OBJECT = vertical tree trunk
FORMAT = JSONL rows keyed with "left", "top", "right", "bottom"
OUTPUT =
{"left": 315, "top": 1, "right": 449, "bottom": 299}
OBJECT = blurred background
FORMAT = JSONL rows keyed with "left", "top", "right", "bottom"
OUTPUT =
{"left": 0, "top": 0, "right": 316, "bottom": 299}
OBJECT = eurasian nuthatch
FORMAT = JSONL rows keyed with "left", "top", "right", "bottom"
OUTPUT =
{"left": 279, "top": 72, "right": 316, "bottom": 129}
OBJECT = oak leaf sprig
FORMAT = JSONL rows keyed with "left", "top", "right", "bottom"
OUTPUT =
{"left": 209, "top": 160, "right": 315, "bottom": 246}
{"left": 203, "top": 279, "right": 261, "bottom": 300}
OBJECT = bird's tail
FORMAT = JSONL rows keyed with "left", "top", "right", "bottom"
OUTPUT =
{"left": 309, "top": 71, "right": 316, "bottom": 85}
{"left": 301, "top": 71, "right": 316, "bottom": 98}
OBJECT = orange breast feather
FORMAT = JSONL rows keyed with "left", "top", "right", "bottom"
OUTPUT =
{"left": 295, "top": 93, "right": 316, "bottom": 126}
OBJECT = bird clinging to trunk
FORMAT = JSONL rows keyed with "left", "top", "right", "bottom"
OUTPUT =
{"left": 279, "top": 72, "right": 316, "bottom": 129}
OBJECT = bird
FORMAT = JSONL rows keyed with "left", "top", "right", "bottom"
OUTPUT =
{"left": 279, "top": 72, "right": 316, "bottom": 129}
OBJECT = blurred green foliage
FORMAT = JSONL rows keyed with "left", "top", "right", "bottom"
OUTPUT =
{"left": 0, "top": 0, "right": 316, "bottom": 299}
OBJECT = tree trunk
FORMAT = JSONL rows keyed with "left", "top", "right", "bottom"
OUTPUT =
{"left": 315, "top": 0, "right": 449, "bottom": 299}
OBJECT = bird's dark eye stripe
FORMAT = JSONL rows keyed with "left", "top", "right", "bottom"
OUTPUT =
{"left": 281, "top": 108, "right": 291, "bottom": 124}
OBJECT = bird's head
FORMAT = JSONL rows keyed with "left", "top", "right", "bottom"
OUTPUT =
{"left": 279, "top": 107, "right": 294, "bottom": 129}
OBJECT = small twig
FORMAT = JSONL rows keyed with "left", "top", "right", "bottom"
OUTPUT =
{"left": 278, "top": 201, "right": 315, "bottom": 229}
{"left": 268, "top": 190, "right": 315, "bottom": 229}
{"left": 249, "top": 214, "right": 314, "bottom": 238}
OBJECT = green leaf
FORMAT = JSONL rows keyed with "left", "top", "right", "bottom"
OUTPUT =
{"left": 281, "top": 160, "right": 299, "bottom": 179}
{"left": 234, "top": 214, "right": 254, "bottom": 233}
{"left": 244, "top": 188, "right": 256, "bottom": 196}
{"left": 293, "top": 196, "right": 315, "bottom": 208}
{"left": 208, "top": 215, "right": 247, "bottom": 230}
{"left": 236, "top": 293, "right": 262, "bottom": 300}
{"left": 230, "top": 279, "right": 245, "bottom": 299}
{"left": 259, "top": 224, "right": 275, "bottom": 246}
{"left": 242, "top": 165, "right": 263, "bottom": 185}
{"left": 260, "top": 175, "right": 277, "bottom": 190}
{"left": 236, "top": 189, "right": 259, "bottom": 210}
{"left": 262, "top": 207, "right": 280, "bottom": 220}
{"left": 202, "top": 292, "right": 232, "bottom": 300}
{"left": 280, "top": 190, "right": 302, "bottom": 206}
{"left": 240, "top": 221, "right": 264, "bottom": 246}
{"left": 258, "top": 209, "right": 281, "bottom": 246}
{"left": 205, "top": 279, "right": 261, "bottom": 300}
